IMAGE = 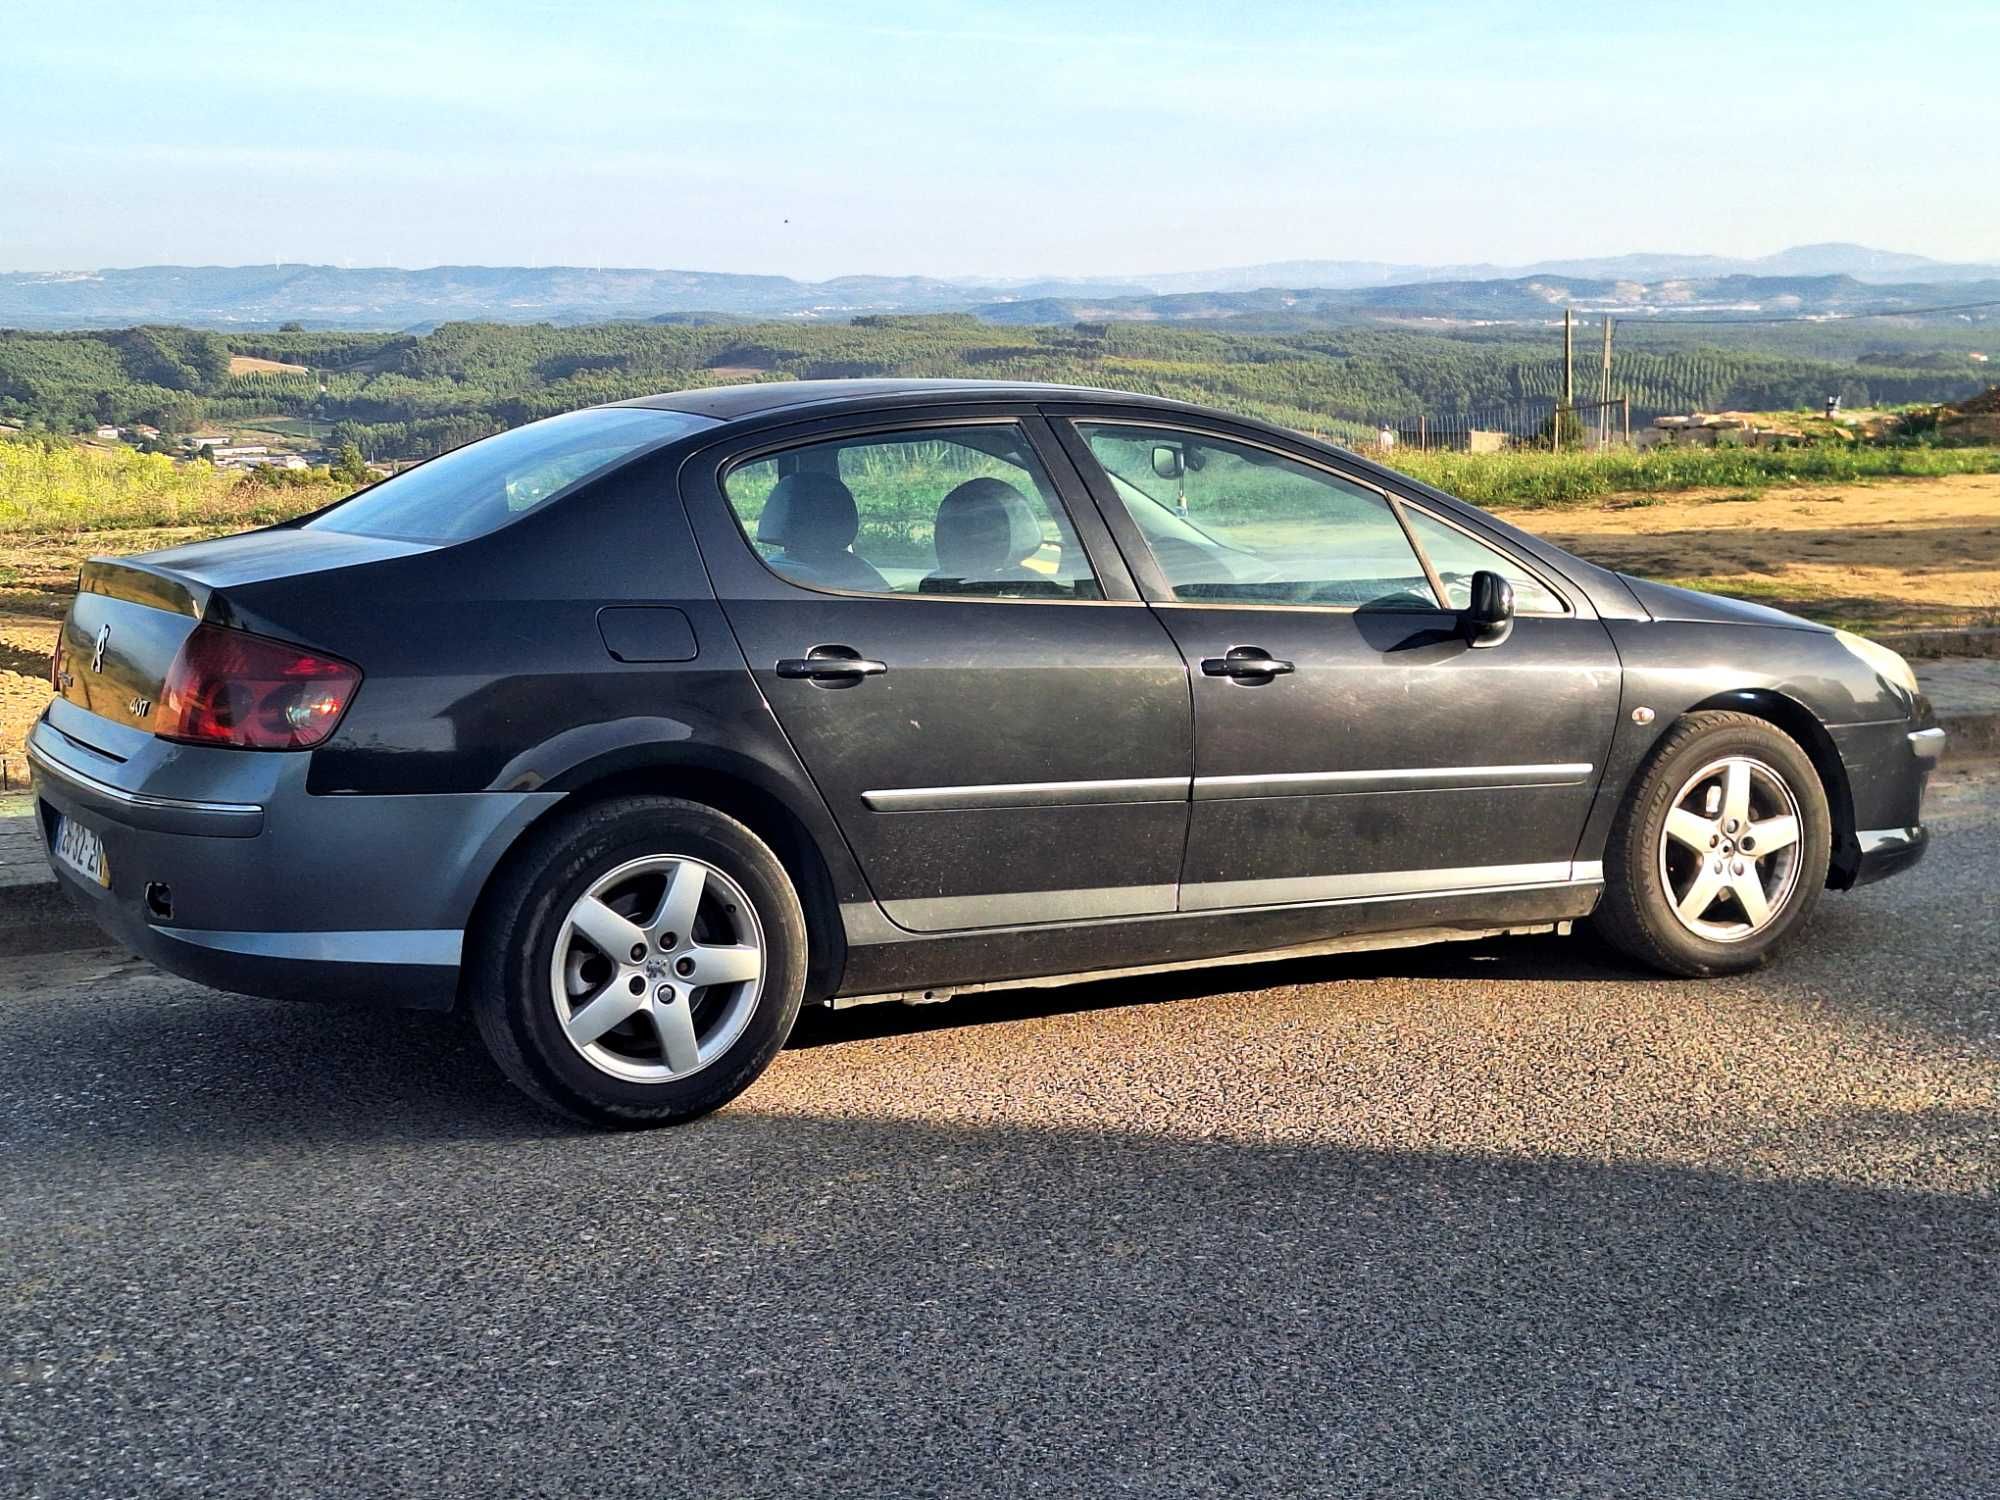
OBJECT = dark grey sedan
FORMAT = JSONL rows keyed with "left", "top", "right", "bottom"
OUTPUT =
{"left": 32, "top": 380, "right": 1944, "bottom": 1125}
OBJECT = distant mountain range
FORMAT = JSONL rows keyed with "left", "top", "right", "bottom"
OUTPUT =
{"left": 1105, "top": 242, "right": 1995, "bottom": 294}
{"left": 973, "top": 273, "right": 2000, "bottom": 327}
{"left": 2, "top": 244, "right": 1995, "bottom": 330}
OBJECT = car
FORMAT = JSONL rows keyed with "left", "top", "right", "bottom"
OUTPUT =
{"left": 32, "top": 379, "right": 1944, "bottom": 1126}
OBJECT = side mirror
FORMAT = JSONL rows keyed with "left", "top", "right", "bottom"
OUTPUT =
{"left": 1151, "top": 445, "right": 1185, "bottom": 480}
{"left": 1464, "top": 569, "right": 1514, "bottom": 647}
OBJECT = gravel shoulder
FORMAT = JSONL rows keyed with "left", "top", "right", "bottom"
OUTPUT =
{"left": 2, "top": 767, "right": 1995, "bottom": 1498}
{"left": 1496, "top": 471, "right": 2000, "bottom": 634}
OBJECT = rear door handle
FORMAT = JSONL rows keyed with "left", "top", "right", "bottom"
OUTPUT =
{"left": 1201, "top": 647, "right": 1295, "bottom": 680}
{"left": 775, "top": 646, "right": 887, "bottom": 683}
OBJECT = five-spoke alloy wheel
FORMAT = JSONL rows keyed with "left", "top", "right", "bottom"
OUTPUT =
{"left": 1597, "top": 711, "right": 1831, "bottom": 977}
{"left": 470, "top": 796, "right": 807, "bottom": 1127}
{"left": 1656, "top": 756, "right": 1804, "bottom": 942}
{"left": 552, "top": 855, "right": 766, "bottom": 1083}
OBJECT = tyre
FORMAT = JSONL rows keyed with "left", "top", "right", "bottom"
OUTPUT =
{"left": 1595, "top": 711, "right": 1831, "bottom": 978}
{"left": 469, "top": 796, "right": 807, "bottom": 1127}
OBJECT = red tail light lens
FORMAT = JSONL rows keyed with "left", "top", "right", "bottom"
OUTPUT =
{"left": 153, "top": 623, "right": 362, "bottom": 750}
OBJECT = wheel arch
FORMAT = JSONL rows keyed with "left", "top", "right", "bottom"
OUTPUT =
{"left": 1682, "top": 687, "right": 1859, "bottom": 887}
{"left": 459, "top": 749, "right": 855, "bottom": 1008}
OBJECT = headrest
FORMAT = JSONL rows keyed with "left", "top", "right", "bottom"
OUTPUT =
{"left": 757, "top": 471, "right": 859, "bottom": 555}
{"left": 933, "top": 478, "right": 1042, "bottom": 576}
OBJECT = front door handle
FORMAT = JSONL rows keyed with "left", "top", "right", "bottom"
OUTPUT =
{"left": 1201, "top": 647, "right": 1295, "bottom": 681}
{"left": 775, "top": 645, "right": 887, "bottom": 684}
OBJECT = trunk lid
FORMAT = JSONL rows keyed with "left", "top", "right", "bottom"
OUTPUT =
{"left": 52, "top": 527, "right": 431, "bottom": 735}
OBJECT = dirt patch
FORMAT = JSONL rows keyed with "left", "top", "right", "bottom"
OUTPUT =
{"left": 1495, "top": 472, "right": 2000, "bottom": 634}
{"left": 226, "top": 354, "right": 310, "bottom": 377}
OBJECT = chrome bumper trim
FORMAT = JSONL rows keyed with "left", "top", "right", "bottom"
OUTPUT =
{"left": 28, "top": 737, "right": 266, "bottom": 837}
{"left": 160, "top": 926, "right": 464, "bottom": 968}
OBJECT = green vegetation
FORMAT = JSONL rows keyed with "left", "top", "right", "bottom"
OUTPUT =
{"left": 3, "top": 317, "right": 1993, "bottom": 464}
{"left": 1382, "top": 442, "right": 2000, "bottom": 509}
{"left": 2, "top": 313, "right": 1995, "bottom": 535}
{"left": 0, "top": 434, "right": 341, "bottom": 533}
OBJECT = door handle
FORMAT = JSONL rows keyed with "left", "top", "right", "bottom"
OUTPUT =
{"left": 775, "top": 646, "right": 887, "bottom": 683}
{"left": 1201, "top": 647, "right": 1295, "bottom": 680}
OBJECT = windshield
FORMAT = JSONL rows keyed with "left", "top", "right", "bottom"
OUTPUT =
{"left": 306, "top": 407, "right": 715, "bottom": 543}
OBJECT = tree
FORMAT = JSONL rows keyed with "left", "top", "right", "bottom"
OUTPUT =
{"left": 332, "top": 443, "right": 370, "bottom": 484}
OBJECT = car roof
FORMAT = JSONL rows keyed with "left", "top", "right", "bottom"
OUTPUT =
{"left": 611, "top": 377, "right": 1207, "bottom": 423}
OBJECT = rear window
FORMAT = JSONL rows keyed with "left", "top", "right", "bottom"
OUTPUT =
{"left": 305, "top": 408, "right": 714, "bottom": 542}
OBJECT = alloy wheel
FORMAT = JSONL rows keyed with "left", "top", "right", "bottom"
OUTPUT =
{"left": 548, "top": 854, "right": 765, "bottom": 1083}
{"left": 1656, "top": 755, "right": 1805, "bottom": 943}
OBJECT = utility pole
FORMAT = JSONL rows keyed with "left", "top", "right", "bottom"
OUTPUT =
{"left": 1559, "top": 307, "right": 1574, "bottom": 454}
{"left": 1599, "top": 315, "right": 1614, "bottom": 449}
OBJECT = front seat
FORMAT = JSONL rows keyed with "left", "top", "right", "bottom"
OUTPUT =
{"left": 923, "top": 477, "right": 1045, "bottom": 592}
{"left": 755, "top": 472, "right": 889, "bottom": 591}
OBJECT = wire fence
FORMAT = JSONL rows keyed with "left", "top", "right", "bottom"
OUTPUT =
{"left": 1358, "top": 397, "right": 1633, "bottom": 455}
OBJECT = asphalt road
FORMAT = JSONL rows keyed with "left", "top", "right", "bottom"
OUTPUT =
{"left": 4, "top": 764, "right": 1996, "bottom": 1499}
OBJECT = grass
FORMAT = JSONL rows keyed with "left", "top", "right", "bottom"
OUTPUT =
{"left": 1379, "top": 443, "right": 2000, "bottom": 509}
{"left": 0, "top": 440, "right": 342, "bottom": 534}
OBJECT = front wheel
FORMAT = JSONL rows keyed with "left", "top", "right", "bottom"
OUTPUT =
{"left": 468, "top": 796, "right": 807, "bottom": 1127}
{"left": 1595, "top": 711, "right": 1831, "bottom": 977}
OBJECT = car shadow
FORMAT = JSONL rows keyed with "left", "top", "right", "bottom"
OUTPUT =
{"left": 789, "top": 922, "right": 1652, "bottom": 1050}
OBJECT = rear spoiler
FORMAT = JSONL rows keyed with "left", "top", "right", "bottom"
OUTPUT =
{"left": 78, "top": 558, "right": 209, "bottom": 619}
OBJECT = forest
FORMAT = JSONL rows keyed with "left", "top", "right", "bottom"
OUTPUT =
{"left": 2, "top": 316, "right": 1993, "bottom": 462}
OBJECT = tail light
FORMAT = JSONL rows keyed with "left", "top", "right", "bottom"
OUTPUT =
{"left": 153, "top": 623, "right": 362, "bottom": 750}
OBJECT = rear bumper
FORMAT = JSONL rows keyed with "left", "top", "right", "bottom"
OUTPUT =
{"left": 29, "top": 714, "right": 558, "bottom": 1010}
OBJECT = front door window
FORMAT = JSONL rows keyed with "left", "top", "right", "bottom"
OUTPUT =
{"left": 1076, "top": 425, "right": 1437, "bottom": 610}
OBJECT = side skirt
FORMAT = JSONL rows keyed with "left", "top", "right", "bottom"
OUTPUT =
{"left": 829, "top": 917, "right": 1574, "bottom": 1011}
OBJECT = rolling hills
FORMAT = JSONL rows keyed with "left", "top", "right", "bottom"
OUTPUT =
{"left": 3, "top": 244, "right": 1996, "bottom": 331}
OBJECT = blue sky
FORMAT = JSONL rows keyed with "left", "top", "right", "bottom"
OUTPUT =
{"left": 4, "top": 0, "right": 1994, "bottom": 276}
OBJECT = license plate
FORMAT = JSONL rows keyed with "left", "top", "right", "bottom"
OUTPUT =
{"left": 53, "top": 815, "right": 111, "bottom": 889}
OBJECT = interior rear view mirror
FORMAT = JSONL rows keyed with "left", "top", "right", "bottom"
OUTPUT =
{"left": 1151, "top": 445, "right": 1184, "bottom": 480}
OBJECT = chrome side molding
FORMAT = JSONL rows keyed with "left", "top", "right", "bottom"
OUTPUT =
{"left": 862, "top": 776, "right": 1185, "bottom": 811}
{"left": 864, "top": 762, "right": 1597, "bottom": 811}
{"left": 1182, "top": 860, "right": 1579, "bottom": 912}
{"left": 1193, "top": 763, "right": 1595, "bottom": 800}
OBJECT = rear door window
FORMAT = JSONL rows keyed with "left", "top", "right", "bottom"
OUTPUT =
{"left": 722, "top": 424, "right": 1100, "bottom": 599}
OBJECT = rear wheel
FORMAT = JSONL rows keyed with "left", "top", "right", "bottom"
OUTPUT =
{"left": 1596, "top": 712, "right": 1831, "bottom": 977}
{"left": 469, "top": 796, "right": 806, "bottom": 1127}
